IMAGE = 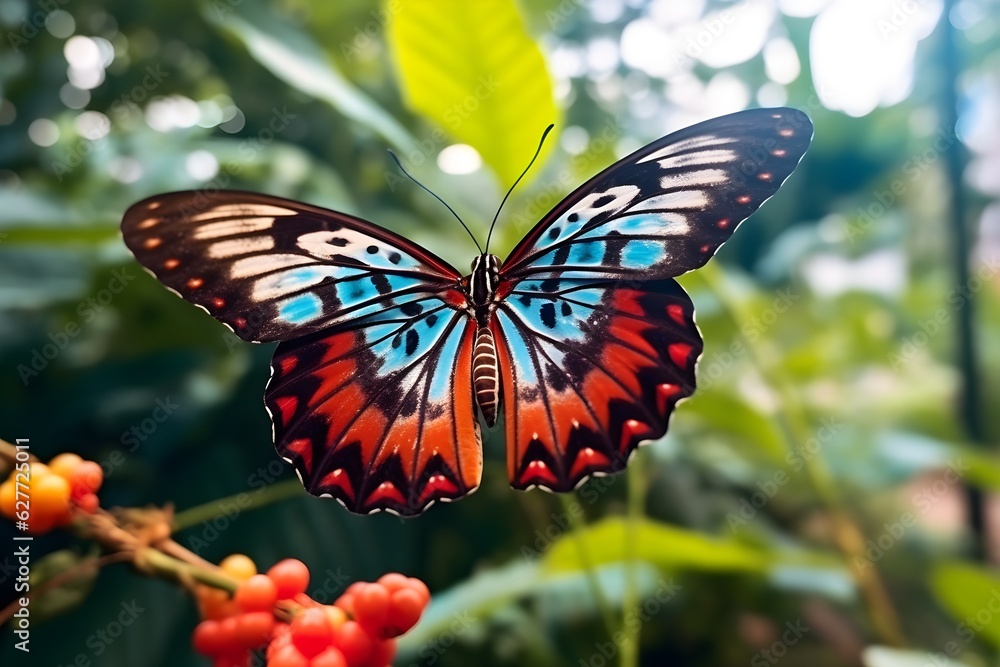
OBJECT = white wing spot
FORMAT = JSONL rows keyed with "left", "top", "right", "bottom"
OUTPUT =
{"left": 189, "top": 203, "right": 297, "bottom": 222}
{"left": 638, "top": 135, "right": 737, "bottom": 163}
{"left": 208, "top": 237, "right": 274, "bottom": 258}
{"left": 658, "top": 168, "right": 728, "bottom": 190}
{"left": 649, "top": 149, "right": 737, "bottom": 169}
{"left": 230, "top": 253, "right": 311, "bottom": 279}
{"left": 193, "top": 217, "right": 274, "bottom": 240}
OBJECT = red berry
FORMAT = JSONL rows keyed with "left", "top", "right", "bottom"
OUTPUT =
{"left": 234, "top": 574, "right": 278, "bottom": 612}
{"left": 375, "top": 573, "right": 410, "bottom": 594}
{"left": 406, "top": 578, "right": 431, "bottom": 606}
{"left": 290, "top": 607, "right": 333, "bottom": 659}
{"left": 267, "top": 558, "right": 310, "bottom": 599}
{"left": 70, "top": 461, "right": 103, "bottom": 497}
{"left": 382, "top": 588, "right": 424, "bottom": 638}
{"left": 219, "top": 616, "right": 240, "bottom": 653}
{"left": 366, "top": 639, "right": 397, "bottom": 667}
{"left": 193, "top": 620, "right": 228, "bottom": 656}
{"left": 75, "top": 492, "right": 100, "bottom": 513}
{"left": 310, "top": 646, "right": 349, "bottom": 667}
{"left": 268, "top": 644, "right": 309, "bottom": 667}
{"left": 267, "top": 623, "right": 293, "bottom": 658}
{"left": 234, "top": 611, "right": 275, "bottom": 648}
{"left": 331, "top": 620, "right": 372, "bottom": 665}
{"left": 333, "top": 592, "right": 355, "bottom": 615}
{"left": 352, "top": 583, "right": 390, "bottom": 631}
{"left": 213, "top": 653, "right": 249, "bottom": 667}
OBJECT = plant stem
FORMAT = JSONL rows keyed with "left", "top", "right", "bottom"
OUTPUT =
{"left": 620, "top": 458, "right": 647, "bottom": 667}
{"left": 557, "top": 493, "right": 619, "bottom": 643}
{"left": 172, "top": 479, "right": 304, "bottom": 531}
{"left": 699, "top": 264, "right": 906, "bottom": 647}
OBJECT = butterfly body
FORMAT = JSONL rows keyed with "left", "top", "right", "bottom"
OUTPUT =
{"left": 122, "top": 107, "right": 812, "bottom": 517}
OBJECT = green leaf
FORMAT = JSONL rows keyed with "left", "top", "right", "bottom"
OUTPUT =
{"left": 930, "top": 561, "right": 1000, "bottom": 648}
{"left": 683, "top": 390, "right": 788, "bottom": 463}
{"left": 863, "top": 646, "right": 971, "bottom": 667}
{"left": 388, "top": 0, "right": 559, "bottom": 187}
{"left": 203, "top": 0, "right": 417, "bottom": 153}
{"left": 28, "top": 549, "right": 99, "bottom": 622}
{"left": 542, "top": 517, "right": 769, "bottom": 573}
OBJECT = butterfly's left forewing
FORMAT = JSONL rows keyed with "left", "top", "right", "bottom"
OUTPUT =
{"left": 494, "top": 107, "right": 812, "bottom": 491}
{"left": 122, "top": 190, "right": 462, "bottom": 342}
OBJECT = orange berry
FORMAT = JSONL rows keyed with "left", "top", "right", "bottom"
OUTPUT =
{"left": 352, "top": 583, "right": 390, "bottom": 631}
{"left": 31, "top": 473, "right": 71, "bottom": 520}
{"left": 0, "top": 478, "right": 16, "bottom": 518}
{"left": 323, "top": 605, "right": 347, "bottom": 632}
{"left": 220, "top": 554, "right": 257, "bottom": 581}
{"left": 267, "top": 558, "right": 310, "bottom": 599}
{"left": 289, "top": 607, "right": 332, "bottom": 659}
{"left": 310, "top": 646, "right": 348, "bottom": 667}
{"left": 48, "top": 453, "right": 83, "bottom": 481}
{"left": 234, "top": 574, "right": 278, "bottom": 612}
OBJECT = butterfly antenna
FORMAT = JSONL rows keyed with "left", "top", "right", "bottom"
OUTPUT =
{"left": 485, "top": 124, "right": 554, "bottom": 255}
{"left": 388, "top": 150, "right": 483, "bottom": 254}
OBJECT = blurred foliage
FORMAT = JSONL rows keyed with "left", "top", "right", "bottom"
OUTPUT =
{"left": 1, "top": 0, "right": 1000, "bottom": 666}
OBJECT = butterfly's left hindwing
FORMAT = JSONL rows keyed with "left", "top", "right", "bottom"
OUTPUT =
{"left": 266, "top": 300, "right": 482, "bottom": 516}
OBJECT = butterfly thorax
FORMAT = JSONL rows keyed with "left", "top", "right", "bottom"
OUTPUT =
{"left": 468, "top": 254, "right": 501, "bottom": 319}
{"left": 468, "top": 254, "right": 502, "bottom": 426}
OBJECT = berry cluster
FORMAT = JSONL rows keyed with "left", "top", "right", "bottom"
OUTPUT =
{"left": 0, "top": 453, "right": 103, "bottom": 533}
{"left": 193, "top": 555, "right": 430, "bottom": 667}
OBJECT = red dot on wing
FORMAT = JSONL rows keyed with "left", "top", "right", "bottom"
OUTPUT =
{"left": 143, "top": 238, "right": 161, "bottom": 249}
{"left": 187, "top": 277, "right": 204, "bottom": 289}
{"left": 716, "top": 219, "right": 730, "bottom": 229}
{"left": 164, "top": 258, "right": 180, "bottom": 270}
{"left": 666, "top": 303, "right": 686, "bottom": 325}
{"left": 668, "top": 343, "right": 693, "bottom": 368}
{"left": 212, "top": 297, "right": 225, "bottom": 308}
{"left": 275, "top": 395, "right": 298, "bottom": 424}
{"left": 279, "top": 355, "right": 298, "bottom": 374}
{"left": 521, "top": 460, "right": 558, "bottom": 487}
{"left": 656, "top": 383, "right": 682, "bottom": 413}
{"left": 736, "top": 195, "right": 751, "bottom": 205}
{"left": 418, "top": 474, "right": 459, "bottom": 504}
{"left": 569, "top": 447, "right": 610, "bottom": 480}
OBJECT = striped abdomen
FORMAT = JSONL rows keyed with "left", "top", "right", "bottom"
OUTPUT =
{"left": 472, "top": 325, "right": 500, "bottom": 426}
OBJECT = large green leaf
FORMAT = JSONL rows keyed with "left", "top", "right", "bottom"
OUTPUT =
{"left": 931, "top": 561, "right": 1000, "bottom": 648}
{"left": 542, "top": 517, "right": 770, "bottom": 573}
{"left": 388, "top": 0, "right": 559, "bottom": 186}
{"left": 203, "top": 0, "right": 416, "bottom": 152}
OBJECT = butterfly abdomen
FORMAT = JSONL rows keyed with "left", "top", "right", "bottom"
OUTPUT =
{"left": 472, "top": 325, "right": 500, "bottom": 426}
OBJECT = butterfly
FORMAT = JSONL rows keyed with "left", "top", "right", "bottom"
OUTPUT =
{"left": 121, "top": 107, "right": 812, "bottom": 517}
